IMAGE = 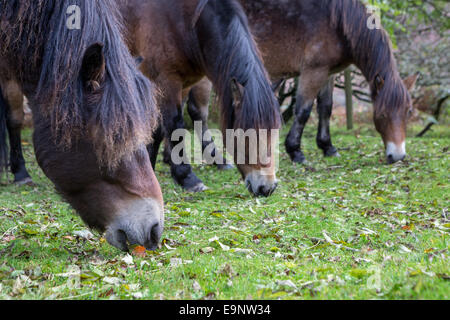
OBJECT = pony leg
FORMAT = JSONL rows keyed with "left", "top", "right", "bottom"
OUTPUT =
{"left": 285, "top": 70, "right": 329, "bottom": 164}
{"left": 316, "top": 77, "right": 339, "bottom": 157}
{"left": 187, "top": 80, "right": 233, "bottom": 170}
{"left": 147, "top": 124, "right": 164, "bottom": 170}
{"left": 0, "top": 88, "right": 8, "bottom": 179}
{"left": 163, "top": 93, "right": 189, "bottom": 166}
{"left": 285, "top": 94, "right": 314, "bottom": 164}
{"left": 162, "top": 139, "right": 171, "bottom": 165}
{"left": 160, "top": 88, "right": 207, "bottom": 192}
{"left": 3, "top": 82, "right": 32, "bottom": 185}
{"left": 163, "top": 93, "right": 188, "bottom": 166}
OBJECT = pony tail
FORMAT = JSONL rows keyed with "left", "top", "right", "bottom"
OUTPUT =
{"left": 0, "top": 87, "right": 9, "bottom": 177}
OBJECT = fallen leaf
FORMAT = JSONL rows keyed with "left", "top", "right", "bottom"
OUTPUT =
{"left": 131, "top": 245, "right": 147, "bottom": 258}
{"left": 218, "top": 263, "right": 236, "bottom": 278}
{"left": 193, "top": 281, "right": 202, "bottom": 291}
{"left": 121, "top": 254, "right": 134, "bottom": 265}
{"left": 399, "top": 245, "right": 412, "bottom": 253}
{"left": 276, "top": 280, "right": 297, "bottom": 291}
{"left": 103, "top": 277, "right": 121, "bottom": 285}
{"left": 73, "top": 230, "right": 94, "bottom": 240}
{"left": 349, "top": 269, "right": 368, "bottom": 279}
{"left": 200, "top": 247, "right": 214, "bottom": 254}
{"left": 170, "top": 258, "right": 183, "bottom": 267}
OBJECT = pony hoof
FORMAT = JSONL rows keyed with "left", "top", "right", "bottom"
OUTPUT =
{"left": 324, "top": 147, "right": 340, "bottom": 158}
{"left": 217, "top": 163, "right": 234, "bottom": 171}
{"left": 186, "top": 183, "right": 208, "bottom": 193}
{"left": 15, "top": 177, "right": 35, "bottom": 186}
{"left": 325, "top": 151, "right": 340, "bottom": 158}
{"left": 302, "top": 160, "right": 312, "bottom": 167}
{"left": 291, "top": 154, "right": 307, "bottom": 164}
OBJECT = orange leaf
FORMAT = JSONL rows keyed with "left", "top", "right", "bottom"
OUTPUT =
{"left": 132, "top": 245, "right": 147, "bottom": 257}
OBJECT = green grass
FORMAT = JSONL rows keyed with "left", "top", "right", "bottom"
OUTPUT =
{"left": 0, "top": 121, "right": 449, "bottom": 300}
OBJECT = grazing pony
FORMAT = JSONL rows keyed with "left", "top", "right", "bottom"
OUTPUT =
{"left": 187, "top": 0, "right": 417, "bottom": 164}
{"left": 119, "top": 0, "right": 281, "bottom": 197}
{"left": 0, "top": 0, "right": 163, "bottom": 251}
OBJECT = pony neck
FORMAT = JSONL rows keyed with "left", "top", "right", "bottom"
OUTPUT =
{"left": 193, "top": 0, "right": 280, "bottom": 132}
{"left": 329, "top": 0, "right": 398, "bottom": 89}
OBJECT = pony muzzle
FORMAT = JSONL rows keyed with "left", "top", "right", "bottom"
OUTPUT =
{"left": 386, "top": 141, "right": 406, "bottom": 164}
{"left": 244, "top": 170, "right": 278, "bottom": 197}
{"left": 105, "top": 198, "right": 164, "bottom": 252}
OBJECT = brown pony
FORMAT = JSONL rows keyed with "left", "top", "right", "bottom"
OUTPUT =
{"left": 187, "top": 0, "right": 417, "bottom": 164}
{"left": 119, "top": 0, "right": 281, "bottom": 197}
{"left": 0, "top": 0, "right": 163, "bottom": 251}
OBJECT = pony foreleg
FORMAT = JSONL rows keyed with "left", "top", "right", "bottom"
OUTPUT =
{"left": 4, "top": 83, "right": 33, "bottom": 185}
{"left": 7, "top": 116, "right": 32, "bottom": 185}
{"left": 147, "top": 124, "right": 164, "bottom": 170}
{"left": 161, "top": 97, "right": 207, "bottom": 192}
{"left": 285, "top": 70, "right": 331, "bottom": 164}
{"left": 285, "top": 94, "right": 314, "bottom": 164}
{"left": 162, "top": 139, "right": 171, "bottom": 165}
{"left": 187, "top": 88, "right": 233, "bottom": 170}
{"left": 316, "top": 77, "right": 339, "bottom": 157}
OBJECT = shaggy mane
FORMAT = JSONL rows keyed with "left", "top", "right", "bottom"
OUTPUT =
{"left": 0, "top": 0, "right": 159, "bottom": 167}
{"left": 329, "top": 0, "right": 410, "bottom": 116}
{"left": 191, "top": 0, "right": 281, "bottom": 133}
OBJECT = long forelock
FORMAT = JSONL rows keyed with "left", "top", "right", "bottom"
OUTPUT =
{"left": 374, "top": 74, "right": 411, "bottom": 118}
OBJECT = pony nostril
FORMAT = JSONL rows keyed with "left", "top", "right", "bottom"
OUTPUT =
{"left": 257, "top": 185, "right": 270, "bottom": 197}
{"left": 245, "top": 180, "right": 252, "bottom": 192}
{"left": 257, "top": 185, "right": 264, "bottom": 195}
{"left": 106, "top": 228, "right": 130, "bottom": 252}
{"left": 269, "top": 182, "right": 278, "bottom": 196}
{"left": 146, "top": 223, "right": 162, "bottom": 251}
{"left": 117, "top": 229, "right": 129, "bottom": 250}
{"left": 387, "top": 154, "right": 394, "bottom": 164}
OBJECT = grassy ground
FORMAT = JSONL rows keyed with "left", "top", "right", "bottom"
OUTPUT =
{"left": 0, "top": 119, "right": 448, "bottom": 300}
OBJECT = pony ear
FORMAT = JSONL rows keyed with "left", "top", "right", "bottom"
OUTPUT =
{"left": 81, "top": 43, "right": 106, "bottom": 90}
{"left": 231, "top": 78, "right": 245, "bottom": 106}
{"left": 374, "top": 75, "right": 385, "bottom": 93}
{"left": 403, "top": 73, "right": 419, "bottom": 92}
